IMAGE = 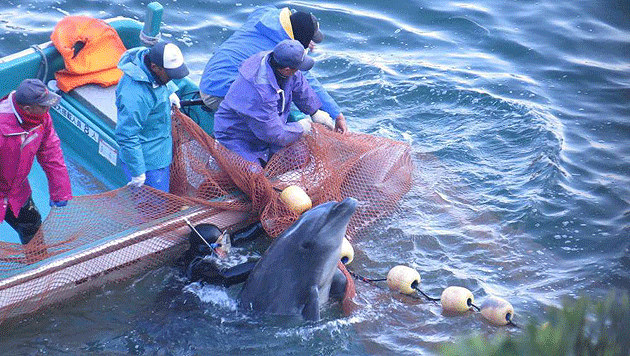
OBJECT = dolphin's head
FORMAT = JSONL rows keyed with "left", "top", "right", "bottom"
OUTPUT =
{"left": 238, "top": 197, "right": 358, "bottom": 320}
{"left": 286, "top": 197, "right": 357, "bottom": 255}
{"left": 279, "top": 197, "right": 358, "bottom": 301}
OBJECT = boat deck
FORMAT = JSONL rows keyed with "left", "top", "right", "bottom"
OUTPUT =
{"left": 68, "top": 84, "right": 118, "bottom": 128}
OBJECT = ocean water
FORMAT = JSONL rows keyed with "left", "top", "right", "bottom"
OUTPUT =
{"left": 1, "top": 0, "right": 629, "bottom": 355}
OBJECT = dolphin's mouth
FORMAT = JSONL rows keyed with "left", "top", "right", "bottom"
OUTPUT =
{"left": 327, "top": 197, "right": 358, "bottom": 246}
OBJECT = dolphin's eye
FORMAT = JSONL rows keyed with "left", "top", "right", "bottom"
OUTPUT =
{"left": 301, "top": 241, "right": 314, "bottom": 250}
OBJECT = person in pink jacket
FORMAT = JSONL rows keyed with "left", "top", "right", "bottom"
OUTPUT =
{"left": 0, "top": 79, "right": 72, "bottom": 244}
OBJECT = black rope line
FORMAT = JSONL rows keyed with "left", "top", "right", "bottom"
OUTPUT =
{"left": 507, "top": 318, "right": 519, "bottom": 328}
{"left": 347, "top": 269, "right": 387, "bottom": 285}
{"left": 412, "top": 285, "right": 441, "bottom": 302}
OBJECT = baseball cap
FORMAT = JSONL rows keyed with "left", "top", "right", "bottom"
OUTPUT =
{"left": 14, "top": 79, "right": 61, "bottom": 106}
{"left": 310, "top": 14, "right": 324, "bottom": 43}
{"left": 290, "top": 11, "right": 324, "bottom": 48}
{"left": 273, "top": 39, "right": 315, "bottom": 71}
{"left": 148, "top": 41, "right": 189, "bottom": 80}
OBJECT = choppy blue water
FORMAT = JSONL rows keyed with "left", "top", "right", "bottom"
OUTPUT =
{"left": 1, "top": 0, "right": 629, "bottom": 355}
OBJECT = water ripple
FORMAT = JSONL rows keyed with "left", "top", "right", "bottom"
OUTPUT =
{"left": 1, "top": 0, "right": 629, "bottom": 355}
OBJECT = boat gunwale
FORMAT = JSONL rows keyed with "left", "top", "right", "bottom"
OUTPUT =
{"left": 0, "top": 207, "right": 246, "bottom": 290}
{"left": 0, "top": 208, "right": 251, "bottom": 315}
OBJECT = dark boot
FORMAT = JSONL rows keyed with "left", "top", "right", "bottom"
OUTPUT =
{"left": 4, "top": 196, "right": 42, "bottom": 245}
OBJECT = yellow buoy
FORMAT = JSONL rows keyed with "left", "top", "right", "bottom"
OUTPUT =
{"left": 279, "top": 185, "right": 312, "bottom": 214}
{"left": 340, "top": 237, "right": 354, "bottom": 265}
{"left": 480, "top": 296, "right": 514, "bottom": 325}
{"left": 441, "top": 286, "right": 475, "bottom": 313}
{"left": 386, "top": 265, "right": 420, "bottom": 295}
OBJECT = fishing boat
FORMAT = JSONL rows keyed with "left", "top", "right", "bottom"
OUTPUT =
{"left": 0, "top": 1, "right": 413, "bottom": 326}
{"left": 0, "top": 2, "right": 252, "bottom": 324}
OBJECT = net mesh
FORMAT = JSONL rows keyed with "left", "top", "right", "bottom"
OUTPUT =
{"left": 170, "top": 108, "right": 413, "bottom": 239}
{"left": 0, "top": 108, "right": 413, "bottom": 324}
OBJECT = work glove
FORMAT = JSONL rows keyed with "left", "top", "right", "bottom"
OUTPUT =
{"left": 298, "top": 118, "right": 313, "bottom": 134}
{"left": 310, "top": 110, "right": 334, "bottom": 130}
{"left": 169, "top": 92, "right": 181, "bottom": 109}
{"left": 49, "top": 200, "right": 68, "bottom": 207}
{"left": 127, "top": 173, "right": 146, "bottom": 187}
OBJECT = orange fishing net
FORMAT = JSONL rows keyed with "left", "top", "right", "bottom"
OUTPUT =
{"left": 0, "top": 108, "right": 413, "bottom": 324}
{"left": 170, "top": 108, "right": 414, "bottom": 240}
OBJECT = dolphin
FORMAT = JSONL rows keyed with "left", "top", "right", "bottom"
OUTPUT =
{"left": 237, "top": 197, "right": 358, "bottom": 321}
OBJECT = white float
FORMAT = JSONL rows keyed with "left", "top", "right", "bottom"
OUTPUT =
{"left": 386, "top": 265, "right": 420, "bottom": 295}
{"left": 279, "top": 185, "right": 312, "bottom": 214}
{"left": 441, "top": 286, "right": 475, "bottom": 313}
{"left": 480, "top": 296, "right": 514, "bottom": 325}
{"left": 340, "top": 237, "right": 354, "bottom": 265}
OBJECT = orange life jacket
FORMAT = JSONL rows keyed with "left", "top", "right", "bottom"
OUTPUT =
{"left": 51, "top": 16, "right": 126, "bottom": 92}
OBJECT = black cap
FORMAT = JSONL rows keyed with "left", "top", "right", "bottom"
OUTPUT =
{"left": 15, "top": 79, "right": 60, "bottom": 106}
{"left": 290, "top": 11, "right": 324, "bottom": 48}
{"left": 148, "top": 41, "right": 190, "bottom": 80}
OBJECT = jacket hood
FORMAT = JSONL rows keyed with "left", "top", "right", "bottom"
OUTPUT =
{"left": 238, "top": 51, "right": 278, "bottom": 91}
{"left": 254, "top": 7, "right": 291, "bottom": 44}
{"left": 0, "top": 93, "right": 27, "bottom": 136}
{"left": 117, "top": 47, "right": 154, "bottom": 84}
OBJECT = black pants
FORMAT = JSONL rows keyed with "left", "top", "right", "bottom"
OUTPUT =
{"left": 4, "top": 196, "right": 42, "bottom": 245}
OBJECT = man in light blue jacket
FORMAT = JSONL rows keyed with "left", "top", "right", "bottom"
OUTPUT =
{"left": 214, "top": 40, "right": 329, "bottom": 166}
{"left": 199, "top": 5, "right": 347, "bottom": 134}
{"left": 115, "top": 41, "right": 189, "bottom": 192}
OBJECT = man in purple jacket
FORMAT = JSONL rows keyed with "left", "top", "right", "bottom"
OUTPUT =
{"left": 0, "top": 79, "right": 72, "bottom": 244}
{"left": 213, "top": 39, "right": 330, "bottom": 166}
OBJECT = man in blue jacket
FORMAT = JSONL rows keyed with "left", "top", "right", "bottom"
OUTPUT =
{"left": 115, "top": 41, "right": 189, "bottom": 192}
{"left": 214, "top": 39, "right": 328, "bottom": 166}
{"left": 199, "top": 5, "right": 347, "bottom": 134}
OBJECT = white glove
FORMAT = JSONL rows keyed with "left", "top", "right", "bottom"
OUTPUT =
{"left": 298, "top": 118, "right": 313, "bottom": 134}
{"left": 127, "top": 173, "right": 146, "bottom": 187}
{"left": 169, "top": 92, "right": 181, "bottom": 108}
{"left": 310, "top": 110, "right": 334, "bottom": 129}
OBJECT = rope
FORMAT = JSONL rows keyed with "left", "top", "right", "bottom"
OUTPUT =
{"left": 140, "top": 30, "right": 161, "bottom": 46}
{"left": 30, "top": 44, "right": 49, "bottom": 81}
{"left": 412, "top": 285, "right": 441, "bottom": 302}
